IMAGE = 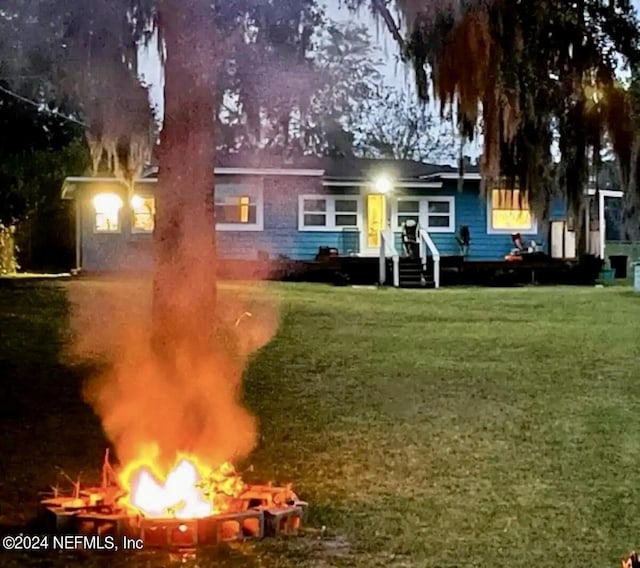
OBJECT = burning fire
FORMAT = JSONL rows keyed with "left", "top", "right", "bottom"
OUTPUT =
{"left": 118, "top": 451, "right": 246, "bottom": 519}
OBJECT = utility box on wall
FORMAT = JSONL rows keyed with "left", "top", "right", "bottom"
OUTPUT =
{"left": 634, "top": 262, "right": 640, "bottom": 293}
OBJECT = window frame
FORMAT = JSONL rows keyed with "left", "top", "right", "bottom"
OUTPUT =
{"left": 215, "top": 182, "right": 264, "bottom": 232}
{"left": 92, "top": 192, "right": 123, "bottom": 234}
{"left": 486, "top": 188, "right": 537, "bottom": 235}
{"left": 392, "top": 196, "right": 455, "bottom": 233}
{"left": 298, "top": 194, "right": 362, "bottom": 232}
{"left": 130, "top": 194, "right": 156, "bottom": 234}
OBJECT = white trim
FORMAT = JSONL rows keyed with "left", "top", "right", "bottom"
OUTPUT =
{"left": 391, "top": 195, "right": 456, "bottom": 233}
{"left": 216, "top": 167, "right": 324, "bottom": 177}
{"left": 298, "top": 194, "right": 362, "bottom": 232}
{"left": 62, "top": 168, "right": 324, "bottom": 199}
{"left": 420, "top": 172, "right": 482, "bottom": 180}
{"left": 598, "top": 190, "right": 605, "bottom": 259}
{"left": 600, "top": 189, "right": 623, "bottom": 198}
{"left": 486, "top": 189, "right": 538, "bottom": 235}
{"left": 215, "top": 181, "right": 264, "bottom": 232}
{"left": 142, "top": 167, "right": 325, "bottom": 177}
{"left": 322, "top": 180, "right": 443, "bottom": 189}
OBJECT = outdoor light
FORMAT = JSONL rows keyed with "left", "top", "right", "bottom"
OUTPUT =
{"left": 372, "top": 174, "right": 393, "bottom": 194}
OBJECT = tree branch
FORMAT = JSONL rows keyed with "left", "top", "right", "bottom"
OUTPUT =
{"left": 370, "top": 0, "right": 406, "bottom": 54}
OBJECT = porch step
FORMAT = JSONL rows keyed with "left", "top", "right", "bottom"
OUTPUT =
{"left": 397, "top": 257, "right": 434, "bottom": 289}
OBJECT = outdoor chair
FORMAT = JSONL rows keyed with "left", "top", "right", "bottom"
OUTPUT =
{"left": 455, "top": 226, "right": 471, "bottom": 257}
{"left": 401, "top": 220, "right": 420, "bottom": 259}
{"left": 505, "top": 233, "right": 544, "bottom": 261}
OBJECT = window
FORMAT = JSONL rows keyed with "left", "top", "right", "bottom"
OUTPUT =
{"left": 215, "top": 183, "right": 263, "bottom": 230}
{"left": 131, "top": 195, "right": 155, "bottom": 233}
{"left": 489, "top": 189, "right": 535, "bottom": 232}
{"left": 394, "top": 197, "right": 455, "bottom": 233}
{"left": 93, "top": 193, "right": 123, "bottom": 233}
{"left": 298, "top": 195, "right": 360, "bottom": 231}
{"left": 397, "top": 200, "right": 420, "bottom": 227}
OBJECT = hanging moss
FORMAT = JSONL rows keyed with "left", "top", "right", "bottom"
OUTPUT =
{"left": 362, "top": 0, "right": 640, "bottom": 233}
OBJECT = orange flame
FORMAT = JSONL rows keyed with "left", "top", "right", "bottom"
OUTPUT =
{"left": 118, "top": 448, "right": 245, "bottom": 519}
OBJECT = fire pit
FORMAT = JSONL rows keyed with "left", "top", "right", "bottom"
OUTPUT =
{"left": 39, "top": 451, "right": 307, "bottom": 549}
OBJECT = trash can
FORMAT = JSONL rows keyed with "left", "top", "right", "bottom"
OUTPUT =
{"left": 634, "top": 262, "right": 640, "bottom": 292}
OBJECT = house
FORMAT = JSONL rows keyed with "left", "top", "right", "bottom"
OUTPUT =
{"left": 60, "top": 155, "right": 621, "bottom": 285}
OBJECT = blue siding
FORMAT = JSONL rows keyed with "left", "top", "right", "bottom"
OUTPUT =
{"left": 77, "top": 175, "right": 344, "bottom": 271}
{"left": 390, "top": 182, "right": 557, "bottom": 261}
{"left": 75, "top": 175, "right": 571, "bottom": 271}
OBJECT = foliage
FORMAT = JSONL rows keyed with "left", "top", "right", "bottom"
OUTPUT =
{"left": 0, "top": 83, "right": 89, "bottom": 225}
{"left": 352, "top": 87, "right": 459, "bottom": 162}
{"left": 0, "top": 0, "right": 157, "bottom": 181}
{"left": 0, "top": 224, "right": 18, "bottom": 274}
{"left": 346, "top": 0, "right": 640, "bottom": 236}
{"left": 213, "top": 16, "right": 383, "bottom": 157}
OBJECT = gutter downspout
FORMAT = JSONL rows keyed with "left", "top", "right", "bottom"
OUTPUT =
{"left": 75, "top": 198, "right": 82, "bottom": 272}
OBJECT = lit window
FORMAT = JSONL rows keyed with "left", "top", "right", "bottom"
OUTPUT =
{"left": 491, "top": 189, "right": 533, "bottom": 231}
{"left": 299, "top": 196, "right": 359, "bottom": 230}
{"left": 93, "top": 193, "right": 123, "bottom": 232}
{"left": 214, "top": 184, "right": 261, "bottom": 229}
{"left": 131, "top": 195, "right": 155, "bottom": 233}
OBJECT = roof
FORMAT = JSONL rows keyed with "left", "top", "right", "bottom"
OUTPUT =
{"left": 61, "top": 154, "right": 483, "bottom": 199}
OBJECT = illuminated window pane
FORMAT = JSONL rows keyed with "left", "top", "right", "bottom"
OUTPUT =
{"left": 131, "top": 195, "right": 155, "bottom": 232}
{"left": 93, "top": 193, "right": 123, "bottom": 232}
{"left": 239, "top": 196, "right": 250, "bottom": 223}
{"left": 492, "top": 209, "right": 533, "bottom": 230}
{"left": 491, "top": 189, "right": 533, "bottom": 230}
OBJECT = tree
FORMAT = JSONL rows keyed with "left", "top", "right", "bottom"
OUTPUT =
{"left": 346, "top": 0, "right": 640, "bottom": 249}
{"left": 214, "top": 17, "right": 383, "bottom": 157}
{"left": 0, "top": 83, "right": 89, "bottom": 271}
{"left": 352, "top": 87, "right": 459, "bottom": 163}
{"left": 0, "top": 84, "right": 88, "bottom": 225}
{"left": 0, "top": 0, "right": 338, "bottom": 467}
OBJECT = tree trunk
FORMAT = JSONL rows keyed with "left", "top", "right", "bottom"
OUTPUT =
{"left": 152, "top": 0, "right": 217, "bottom": 362}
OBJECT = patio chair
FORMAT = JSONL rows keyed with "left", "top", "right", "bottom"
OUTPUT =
{"left": 455, "top": 226, "right": 471, "bottom": 257}
{"left": 401, "top": 220, "right": 420, "bottom": 259}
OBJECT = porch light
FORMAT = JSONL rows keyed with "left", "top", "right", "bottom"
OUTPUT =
{"left": 372, "top": 174, "right": 393, "bottom": 194}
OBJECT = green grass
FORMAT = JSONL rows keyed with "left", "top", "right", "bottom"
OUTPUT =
{"left": 1, "top": 281, "right": 640, "bottom": 566}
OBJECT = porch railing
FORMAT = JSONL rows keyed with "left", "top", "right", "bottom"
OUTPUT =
{"left": 419, "top": 229, "right": 441, "bottom": 289}
{"left": 379, "top": 230, "right": 399, "bottom": 287}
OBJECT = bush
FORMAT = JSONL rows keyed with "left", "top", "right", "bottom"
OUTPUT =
{"left": 0, "top": 224, "right": 19, "bottom": 275}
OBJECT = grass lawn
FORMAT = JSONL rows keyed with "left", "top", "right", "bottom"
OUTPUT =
{"left": 1, "top": 280, "right": 640, "bottom": 567}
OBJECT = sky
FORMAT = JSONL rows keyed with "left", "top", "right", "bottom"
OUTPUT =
{"left": 138, "top": 0, "right": 640, "bottom": 162}
{"left": 138, "top": 1, "right": 413, "bottom": 119}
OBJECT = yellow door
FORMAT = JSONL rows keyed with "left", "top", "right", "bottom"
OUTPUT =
{"left": 365, "top": 194, "right": 387, "bottom": 253}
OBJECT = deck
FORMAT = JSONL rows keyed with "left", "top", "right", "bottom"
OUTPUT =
{"left": 275, "top": 254, "right": 604, "bottom": 287}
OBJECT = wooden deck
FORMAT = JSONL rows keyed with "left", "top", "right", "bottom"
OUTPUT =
{"left": 277, "top": 254, "right": 604, "bottom": 287}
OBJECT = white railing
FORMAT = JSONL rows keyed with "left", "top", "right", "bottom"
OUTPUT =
{"left": 379, "top": 230, "right": 400, "bottom": 287}
{"left": 419, "top": 229, "right": 441, "bottom": 289}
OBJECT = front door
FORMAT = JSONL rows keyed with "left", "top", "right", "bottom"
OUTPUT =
{"left": 362, "top": 193, "right": 387, "bottom": 256}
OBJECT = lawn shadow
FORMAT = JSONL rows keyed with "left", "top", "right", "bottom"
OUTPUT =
{"left": 0, "top": 282, "right": 107, "bottom": 530}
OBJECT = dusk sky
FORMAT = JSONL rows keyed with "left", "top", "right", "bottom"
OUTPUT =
{"left": 138, "top": 0, "right": 640, "bottom": 163}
